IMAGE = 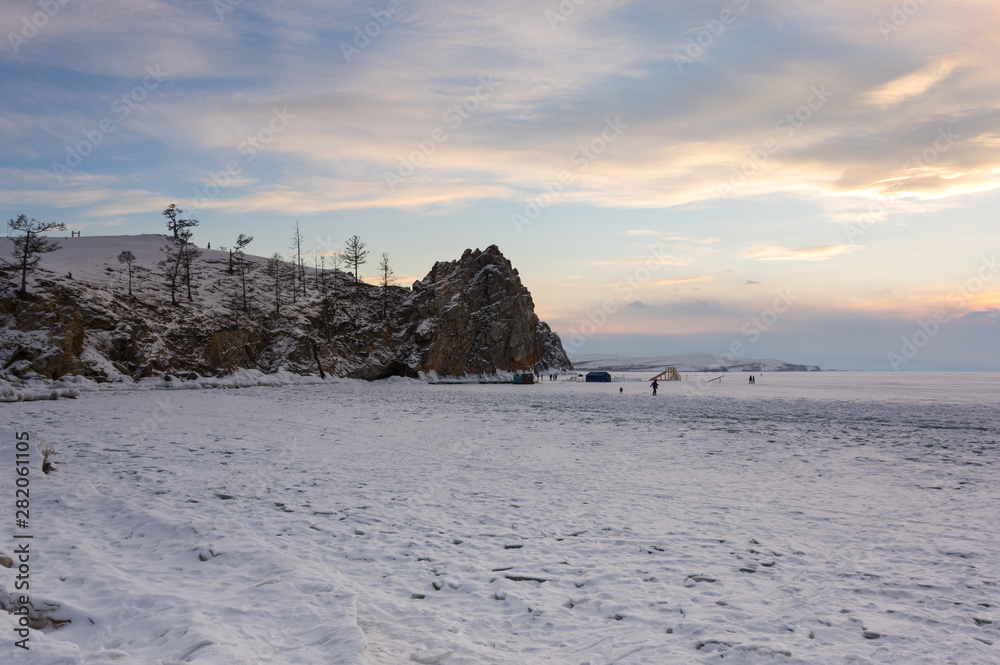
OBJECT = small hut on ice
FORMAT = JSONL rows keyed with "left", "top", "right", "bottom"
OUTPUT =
{"left": 585, "top": 371, "right": 612, "bottom": 383}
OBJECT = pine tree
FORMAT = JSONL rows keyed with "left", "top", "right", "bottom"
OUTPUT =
{"left": 163, "top": 204, "right": 182, "bottom": 238}
{"left": 158, "top": 228, "right": 200, "bottom": 305}
{"left": 227, "top": 233, "right": 253, "bottom": 274}
{"left": 2, "top": 215, "right": 66, "bottom": 299}
{"left": 162, "top": 204, "right": 198, "bottom": 239}
{"left": 224, "top": 274, "right": 244, "bottom": 333}
{"left": 318, "top": 251, "right": 342, "bottom": 340}
{"left": 157, "top": 205, "right": 202, "bottom": 305}
{"left": 264, "top": 253, "right": 287, "bottom": 317}
{"left": 343, "top": 235, "right": 368, "bottom": 294}
{"left": 180, "top": 231, "right": 202, "bottom": 302}
{"left": 118, "top": 250, "right": 137, "bottom": 296}
{"left": 158, "top": 237, "right": 184, "bottom": 306}
{"left": 290, "top": 222, "right": 307, "bottom": 298}
{"left": 378, "top": 252, "right": 395, "bottom": 319}
{"left": 233, "top": 246, "right": 256, "bottom": 312}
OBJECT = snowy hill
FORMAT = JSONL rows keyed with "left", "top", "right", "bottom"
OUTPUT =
{"left": 0, "top": 234, "right": 570, "bottom": 383}
{"left": 570, "top": 352, "right": 821, "bottom": 373}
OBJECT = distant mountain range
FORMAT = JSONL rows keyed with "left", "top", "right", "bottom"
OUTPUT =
{"left": 569, "top": 353, "right": 821, "bottom": 373}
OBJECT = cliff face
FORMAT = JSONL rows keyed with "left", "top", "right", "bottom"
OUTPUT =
{"left": 0, "top": 236, "right": 571, "bottom": 382}
{"left": 396, "top": 245, "right": 570, "bottom": 375}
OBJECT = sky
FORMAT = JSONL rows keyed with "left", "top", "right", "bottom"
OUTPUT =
{"left": 1, "top": 0, "right": 998, "bottom": 371}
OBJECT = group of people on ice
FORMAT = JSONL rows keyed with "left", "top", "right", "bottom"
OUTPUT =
{"left": 648, "top": 373, "right": 760, "bottom": 395}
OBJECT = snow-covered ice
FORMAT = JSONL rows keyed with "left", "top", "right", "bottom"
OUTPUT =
{"left": 2, "top": 372, "right": 999, "bottom": 664}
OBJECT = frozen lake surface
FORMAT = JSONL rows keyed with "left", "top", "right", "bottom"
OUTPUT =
{"left": 3, "top": 372, "right": 999, "bottom": 664}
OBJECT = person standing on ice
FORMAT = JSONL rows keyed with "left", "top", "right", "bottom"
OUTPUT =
{"left": 650, "top": 379, "right": 658, "bottom": 396}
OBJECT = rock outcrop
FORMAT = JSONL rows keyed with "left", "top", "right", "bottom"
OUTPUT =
{"left": 396, "top": 245, "right": 570, "bottom": 375}
{"left": 0, "top": 236, "right": 571, "bottom": 382}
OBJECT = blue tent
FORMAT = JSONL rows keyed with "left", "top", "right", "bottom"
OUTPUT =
{"left": 585, "top": 371, "right": 612, "bottom": 383}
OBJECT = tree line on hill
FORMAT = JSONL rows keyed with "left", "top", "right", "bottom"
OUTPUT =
{"left": 3, "top": 207, "right": 399, "bottom": 324}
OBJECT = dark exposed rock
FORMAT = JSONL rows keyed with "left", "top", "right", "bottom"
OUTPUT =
{"left": 396, "top": 245, "right": 571, "bottom": 375}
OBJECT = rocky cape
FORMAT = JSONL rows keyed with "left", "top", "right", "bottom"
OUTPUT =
{"left": 0, "top": 235, "right": 571, "bottom": 383}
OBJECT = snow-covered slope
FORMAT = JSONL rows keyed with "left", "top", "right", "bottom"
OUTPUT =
{"left": 27, "top": 234, "right": 185, "bottom": 287}
{"left": 571, "top": 352, "right": 821, "bottom": 373}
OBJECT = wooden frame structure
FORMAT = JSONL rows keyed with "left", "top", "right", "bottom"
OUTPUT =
{"left": 649, "top": 366, "right": 682, "bottom": 382}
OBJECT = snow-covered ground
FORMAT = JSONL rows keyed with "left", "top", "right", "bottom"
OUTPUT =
{"left": 2, "top": 372, "right": 999, "bottom": 664}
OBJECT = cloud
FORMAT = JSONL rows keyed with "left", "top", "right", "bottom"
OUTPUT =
{"left": 589, "top": 254, "right": 689, "bottom": 267}
{"left": 863, "top": 60, "right": 956, "bottom": 109}
{"left": 652, "top": 276, "right": 713, "bottom": 286}
{"left": 190, "top": 178, "right": 516, "bottom": 215}
{"left": 658, "top": 235, "right": 720, "bottom": 245}
{"left": 5, "top": 0, "right": 1000, "bottom": 220}
{"left": 743, "top": 245, "right": 856, "bottom": 261}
